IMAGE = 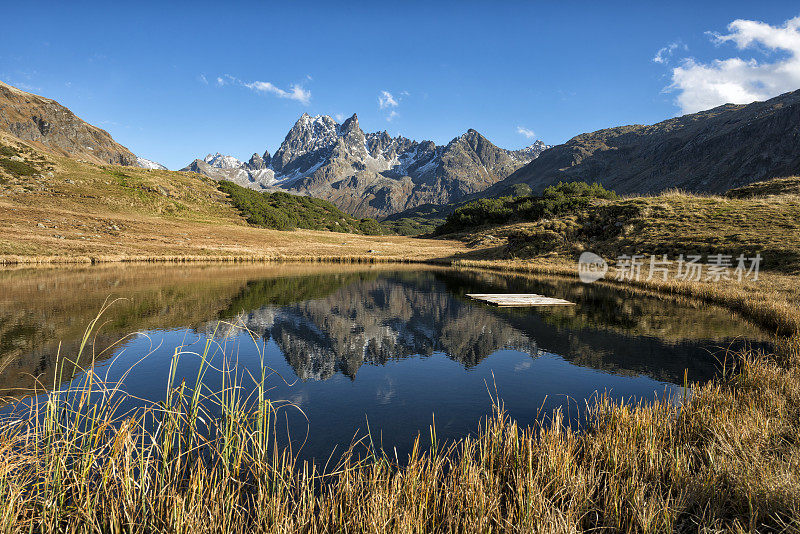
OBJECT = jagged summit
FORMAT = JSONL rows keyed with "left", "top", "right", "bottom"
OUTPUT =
{"left": 341, "top": 113, "right": 359, "bottom": 130}
{"left": 182, "top": 113, "right": 548, "bottom": 217}
{"left": 204, "top": 153, "right": 243, "bottom": 169}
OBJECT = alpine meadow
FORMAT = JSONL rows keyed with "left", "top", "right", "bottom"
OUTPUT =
{"left": 1, "top": 3, "right": 800, "bottom": 533}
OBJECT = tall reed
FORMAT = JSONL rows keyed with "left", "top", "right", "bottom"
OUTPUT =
{"left": 1, "top": 315, "right": 799, "bottom": 532}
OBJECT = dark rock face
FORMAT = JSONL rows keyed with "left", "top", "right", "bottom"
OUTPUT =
{"left": 486, "top": 88, "right": 800, "bottom": 197}
{"left": 32, "top": 116, "right": 51, "bottom": 136}
{"left": 182, "top": 113, "right": 548, "bottom": 218}
{"left": 0, "top": 80, "right": 138, "bottom": 166}
{"left": 248, "top": 153, "right": 267, "bottom": 169}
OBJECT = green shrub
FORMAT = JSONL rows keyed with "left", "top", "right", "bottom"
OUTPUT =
{"left": 380, "top": 217, "right": 445, "bottom": 236}
{"left": 218, "top": 181, "right": 385, "bottom": 235}
{"left": 511, "top": 183, "right": 532, "bottom": 197}
{"left": 0, "top": 144, "right": 19, "bottom": 158}
{"left": 0, "top": 157, "right": 36, "bottom": 177}
{"left": 434, "top": 181, "right": 618, "bottom": 235}
{"left": 381, "top": 204, "right": 452, "bottom": 236}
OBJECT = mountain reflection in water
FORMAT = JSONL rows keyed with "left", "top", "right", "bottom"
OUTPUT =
{"left": 207, "top": 269, "right": 768, "bottom": 385}
{"left": 0, "top": 265, "right": 771, "bottom": 459}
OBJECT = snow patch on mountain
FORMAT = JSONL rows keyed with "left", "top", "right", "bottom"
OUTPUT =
{"left": 136, "top": 156, "right": 167, "bottom": 170}
{"left": 512, "top": 140, "right": 552, "bottom": 161}
{"left": 204, "top": 153, "right": 243, "bottom": 169}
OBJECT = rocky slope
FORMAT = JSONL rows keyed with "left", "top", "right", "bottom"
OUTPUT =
{"left": 182, "top": 113, "right": 548, "bottom": 218}
{"left": 485, "top": 88, "right": 800, "bottom": 197}
{"left": 0, "top": 80, "right": 138, "bottom": 166}
{"left": 0, "top": 80, "right": 165, "bottom": 169}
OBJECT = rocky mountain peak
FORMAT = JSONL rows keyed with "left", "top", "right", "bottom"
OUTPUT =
{"left": 136, "top": 156, "right": 167, "bottom": 170}
{"left": 341, "top": 113, "right": 359, "bottom": 133}
{"left": 338, "top": 114, "right": 367, "bottom": 157}
{"left": 526, "top": 140, "right": 548, "bottom": 150}
{"left": 248, "top": 153, "right": 267, "bottom": 170}
{"left": 272, "top": 114, "right": 340, "bottom": 172}
{"left": 204, "top": 153, "right": 242, "bottom": 169}
{"left": 183, "top": 112, "right": 548, "bottom": 217}
{"left": 453, "top": 129, "right": 489, "bottom": 149}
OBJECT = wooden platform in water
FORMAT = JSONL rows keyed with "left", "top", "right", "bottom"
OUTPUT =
{"left": 466, "top": 293, "right": 575, "bottom": 307}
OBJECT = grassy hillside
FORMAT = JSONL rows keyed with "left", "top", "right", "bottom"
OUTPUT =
{"left": 0, "top": 132, "right": 466, "bottom": 262}
{"left": 725, "top": 175, "right": 800, "bottom": 199}
{"left": 437, "top": 179, "right": 800, "bottom": 274}
{"left": 217, "top": 181, "right": 385, "bottom": 234}
{"left": 0, "top": 133, "right": 241, "bottom": 225}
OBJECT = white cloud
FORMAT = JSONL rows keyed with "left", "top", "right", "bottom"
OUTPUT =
{"left": 198, "top": 74, "right": 208, "bottom": 85}
{"left": 334, "top": 113, "right": 345, "bottom": 122}
{"left": 516, "top": 126, "right": 536, "bottom": 139}
{"left": 378, "top": 90, "right": 404, "bottom": 121}
{"left": 216, "top": 74, "right": 311, "bottom": 105}
{"left": 244, "top": 81, "right": 311, "bottom": 105}
{"left": 667, "top": 16, "right": 800, "bottom": 114}
{"left": 653, "top": 41, "right": 686, "bottom": 64}
{"left": 378, "top": 90, "right": 398, "bottom": 109}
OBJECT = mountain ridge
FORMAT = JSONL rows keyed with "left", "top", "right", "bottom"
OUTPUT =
{"left": 0, "top": 80, "right": 169, "bottom": 171}
{"left": 0, "top": 80, "right": 140, "bottom": 167}
{"left": 483, "top": 88, "right": 800, "bottom": 197}
{"left": 181, "top": 113, "right": 549, "bottom": 218}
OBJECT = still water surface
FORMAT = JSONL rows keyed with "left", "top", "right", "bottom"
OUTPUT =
{"left": 0, "top": 264, "right": 771, "bottom": 459}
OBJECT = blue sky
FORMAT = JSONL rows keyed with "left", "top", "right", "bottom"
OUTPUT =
{"left": 1, "top": 1, "right": 798, "bottom": 169}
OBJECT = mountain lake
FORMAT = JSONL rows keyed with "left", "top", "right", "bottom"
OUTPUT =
{"left": 0, "top": 263, "right": 772, "bottom": 461}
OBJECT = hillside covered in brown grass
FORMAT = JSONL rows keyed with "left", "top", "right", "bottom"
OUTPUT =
{"left": 0, "top": 131, "right": 465, "bottom": 263}
{"left": 439, "top": 177, "right": 800, "bottom": 274}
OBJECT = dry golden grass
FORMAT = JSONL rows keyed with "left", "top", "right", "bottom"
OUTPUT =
{"left": 0, "top": 197, "right": 464, "bottom": 264}
{"left": 453, "top": 187, "right": 800, "bottom": 275}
